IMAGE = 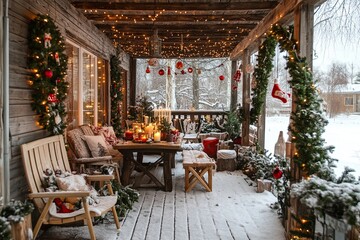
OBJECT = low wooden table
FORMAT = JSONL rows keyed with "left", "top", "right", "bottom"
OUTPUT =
{"left": 183, "top": 150, "right": 216, "bottom": 192}
{"left": 114, "top": 141, "right": 182, "bottom": 192}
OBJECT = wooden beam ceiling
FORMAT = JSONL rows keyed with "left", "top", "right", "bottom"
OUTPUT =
{"left": 70, "top": 0, "right": 281, "bottom": 58}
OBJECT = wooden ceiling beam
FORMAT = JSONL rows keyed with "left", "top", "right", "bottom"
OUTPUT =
{"left": 230, "top": 0, "right": 304, "bottom": 60}
{"left": 85, "top": 13, "right": 265, "bottom": 22}
{"left": 72, "top": 2, "right": 279, "bottom": 11}
{"left": 97, "top": 23, "right": 255, "bottom": 31}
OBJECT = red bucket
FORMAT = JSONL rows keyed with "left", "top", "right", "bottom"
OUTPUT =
{"left": 202, "top": 137, "right": 219, "bottom": 158}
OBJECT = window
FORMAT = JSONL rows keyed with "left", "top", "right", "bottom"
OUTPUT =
{"left": 66, "top": 41, "right": 109, "bottom": 128}
{"left": 344, "top": 97, "right": 353, "bottom": 106}
{"left": 136, "top": 58, "right": 231, "bottom": 110}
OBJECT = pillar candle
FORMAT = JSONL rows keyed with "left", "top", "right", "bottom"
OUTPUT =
{"left": 154, "top": 131, "right": 161, "bottom": 142}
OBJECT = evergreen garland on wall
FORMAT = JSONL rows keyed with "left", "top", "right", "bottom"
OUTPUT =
{"left": 28, "top": 14, "right": 68, "bottom": 135}
{"left": 110, "top": 54, "right": 123, "bottom": 137}
{"left": 250, "top": 37, "right": 277, "bottom": 125}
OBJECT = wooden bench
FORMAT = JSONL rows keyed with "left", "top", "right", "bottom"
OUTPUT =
{"left": 182, "top": 150, "right": 216, "bottom": 192}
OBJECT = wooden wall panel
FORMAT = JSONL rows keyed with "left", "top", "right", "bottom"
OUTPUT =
{"left": 8, "top": 0, "right": 122, "bottom": 200}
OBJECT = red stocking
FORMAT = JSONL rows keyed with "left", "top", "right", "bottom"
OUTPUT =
{"left": 271, "top": 80, "right": 290, "bottom": 103}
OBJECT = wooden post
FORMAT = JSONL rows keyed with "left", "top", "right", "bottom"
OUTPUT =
{"left": 230, "top": 60, "right": 238, "bottom": 111}
{"left": 241, "top": 50, "right": 251, "bottom": 146}
{"left": 129, "top": 57, "right": 137, "bottom": 108}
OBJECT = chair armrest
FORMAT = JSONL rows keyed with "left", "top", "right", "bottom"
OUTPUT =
{"left": 71, "top": 156, "right": 112, "bottom": 164}
{"left": 85, "top": 174, "right": 114, "bottom": 182}
{"left": 28, "top": 191, "right": 90, "bottom": 199}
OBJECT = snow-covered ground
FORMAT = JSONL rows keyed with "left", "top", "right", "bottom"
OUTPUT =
{"left": 265, "top": 114, "right": 360, "bottom": 177}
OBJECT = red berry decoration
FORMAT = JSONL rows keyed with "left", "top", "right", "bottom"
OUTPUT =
{"left": 273, "top": 167, "right": 283, "bottom": 179}
{"left": 158, "top": 69, "right": 165, "bottom": 76}
{"left": 219, "top": 75, "right": 225, "bottom": 81}
{"left": 175, "top": 61, "right": 183, "bottom": 69}
{"left": 146, "top": 66, "right": 150, "bottom": 73}
{"left": 181, "top": 70, "right": 185, "bottom": 74}
{"left": 44, "top": 69, "right": 53, "bottom": 78}
{"left": 188, "top": 67, "right": 193, "bottom": 73}
{"left": 56, "top": 78, "right": 61, "bottom": 84}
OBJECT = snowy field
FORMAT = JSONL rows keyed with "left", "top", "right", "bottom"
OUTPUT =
{"left": 265, "top": 114, "right": 360, "bottom": 177}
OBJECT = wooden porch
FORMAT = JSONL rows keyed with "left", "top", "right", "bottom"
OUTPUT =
{"left": 36, "top": 153, "right": 284, "bottom": 240}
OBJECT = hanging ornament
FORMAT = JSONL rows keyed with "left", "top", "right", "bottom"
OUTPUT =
{"left": 54, "top": 52, "right": 60, "bottom": 65}
{"left": 219, "top": 75, "right": 225, "bottom": 81}
{"left": 56, "top": 78, "right": 61, "bottom": 84}
{"left": 232, "top": 85, "right": 238, "bottom": 91}
{"left": 245, "top": 64, "right": 254, "bottom": 73}
{"left": 44, "top": 69, "right": 53, "bottom": 79}
{"left": 233, "top": 69, "right": 241, "bottom": 82}
{"left": 175, "top": 61, "right": 183, "bottom": 69}
{"left": 272, "top": 167, "right": 283, "bottom": 179}
{"left": 188, "top": 67, "right": 193, "bottom": 73}
{"left": 181, "top": 70, "right": 185, "bottom": 75}
{"left": 167, "top": 66, "right": 171, "bottom": 75}
{"left": 158, "top": 69, "right": 165, "bottom": 76}
{"left": 44, "top": 32, "right": 52, "bottom": 48}
{"left": 47, "top": 93, "right": 57, "bottom": 103}
{"left": 271, "top": 79, "right": 291, "bottom": 103}
{"left": 148, "top": 58, "right": 158, "bottom": 66}
{"left": 146, "top": 66, "right": 151, "bottom": 73}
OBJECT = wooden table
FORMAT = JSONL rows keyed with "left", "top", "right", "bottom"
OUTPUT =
{"left": 114, "top": 141, "right": 182, "bottom": 192}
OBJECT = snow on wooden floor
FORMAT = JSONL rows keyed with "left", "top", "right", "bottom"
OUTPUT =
{"left": 37, "top": 153, "right": 285, "bottom": 240}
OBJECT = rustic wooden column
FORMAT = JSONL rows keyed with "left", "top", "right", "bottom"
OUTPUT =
{"left": 241, "top": 50, "right": 251, "bottom": 146}
{"left": 192, "top": 64, "right": 199, "bottom": 109}
{"left": 285, "top": 3, "right": 315, "bottom": 239}
{"left": 129, "top": 57, "right": 137, "bottom": 108}
{"left": 230, "top": 60, "right": 238, "bottom": 111}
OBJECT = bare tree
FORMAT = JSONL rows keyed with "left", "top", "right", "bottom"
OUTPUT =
{"left": 319, "top": 62, "right": 349, "bottom": 117}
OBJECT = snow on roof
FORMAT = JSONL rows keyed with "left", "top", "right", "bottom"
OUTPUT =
{"left": 339, "top": 84, "right": 360, "bottom": 93}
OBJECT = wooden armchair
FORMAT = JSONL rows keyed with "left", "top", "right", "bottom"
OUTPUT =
{"left": 21, "top": 135, "right": 120, "bottom": 240}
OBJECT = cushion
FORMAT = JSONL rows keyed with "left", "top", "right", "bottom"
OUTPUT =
{"left": 84, "top": 135, "right": 110, "bottom": 157}
{"left": 80, "top": 125, "right": 95, "bottom": 136}
{"left": 91, "top": 126, "right": 119, "bottom": 146}
{"left": 67, "top": 128, "right": 92, "bottom": 158}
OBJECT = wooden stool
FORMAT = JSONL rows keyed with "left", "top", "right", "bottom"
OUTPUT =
{"left": 183, "top": 150, "right": 215, "bottom": 192}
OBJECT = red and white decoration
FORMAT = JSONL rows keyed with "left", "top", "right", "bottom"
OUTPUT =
{"left": 272, "top": 166, "right": 283, "bottom": 179}
{"left": 271, "top": 79, "right": 291, "bottom": 103}
{"left": 233, "top": 69, "right": 241, "bottom": 82}
{"left": 44, "top": 32, "right": 52, "bottom": 48}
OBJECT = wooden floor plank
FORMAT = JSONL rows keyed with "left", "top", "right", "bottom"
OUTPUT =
{"left": 145, "top": 191, "right": 165, "bottom": 240}
{"left": 160, "top": 192, "right": 175, "bottom": 239}
{"left": 130, "top": 191, "right": 155, "bottom": 240}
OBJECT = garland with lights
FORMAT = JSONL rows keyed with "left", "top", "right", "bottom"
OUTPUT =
{"left": 250, "top": 37, "right": 277, "bottom": 124}
{"left": 110, "top": 54, "right": 123, "bottom": 137}
{"left": 28, "top": 14, "right": 68, "bottom": 135}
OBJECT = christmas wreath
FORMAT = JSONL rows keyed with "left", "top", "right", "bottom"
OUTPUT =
{"left": 28, "top": 14, "right": 68, "bottom": 135}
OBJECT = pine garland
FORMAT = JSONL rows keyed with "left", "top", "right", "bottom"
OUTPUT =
{"left": 28, "top": 14, "right": 68, "bottom": 135}
{"left": 250, "top": 37, "right": 277, "bottom": 125}
{"left": 110, "top": 54, "right": 123, "bottom": 137}
{"left": 268, "top": 25, "right": 336, "bottom": 178}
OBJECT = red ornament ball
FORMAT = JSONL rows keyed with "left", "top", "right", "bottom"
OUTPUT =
{"left": 272, "top": 167, "right": 283, "bottom": 179}
{"left": 188, "top": 67, "right": 193, "bottom": 73}
{"left": 146, "top": 66, "right": 151, "bottom": 73}
{"left": 175, "top": 61, "right": 183, "bottom": 69}
{"left": 44, "top": 69, "right": 53, "bottom": 79}
{"left": 232, "top": 85, "right": 238, "bottom": 91}
{"left": 219, "top": 75, "right": 225, "bottom": 81}
{"left": 158, "top": 69, "right": 165, "bottom": 76}
{"left": 56, "top": 78, "right": 61, "bottom": 84}
{"left": 181, "top": 70, "right": 185, "bottom": 74}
